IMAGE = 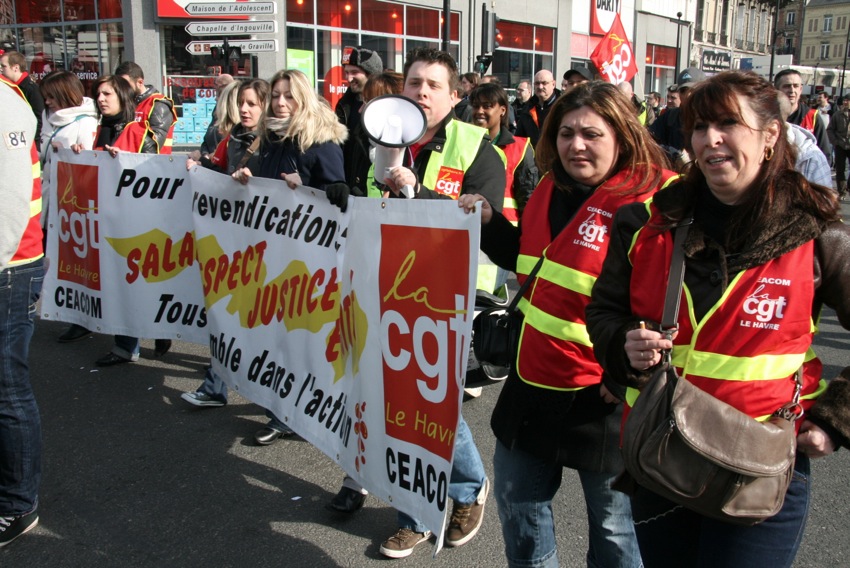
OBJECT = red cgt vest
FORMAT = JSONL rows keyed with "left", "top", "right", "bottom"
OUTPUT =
{"left": 627, "top": 208, "right": 825, "bottom": 423}
{"left": 514, "top": 167, "right": 677, "bottom": 390}
{"left": 497, "top": 135, "right": 532, "bottom": 225}
{"left": 134, "top": 93, "right": 177, "bottom": 154}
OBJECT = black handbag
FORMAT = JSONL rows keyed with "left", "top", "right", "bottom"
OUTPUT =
{"left": 472, "top": 255, "right": 544, "bottom": 369}
{"left": 620, "top": 221, "right": 802, "bottom": 525}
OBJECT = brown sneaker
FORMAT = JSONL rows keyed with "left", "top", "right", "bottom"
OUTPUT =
{"left": 379, "top": 527, "right": 432, "bottom": 558}
{"left": 445, "top": 478, "right": 489, "bottom": 547}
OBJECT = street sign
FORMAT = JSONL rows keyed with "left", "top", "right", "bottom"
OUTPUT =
{"left": 183, "top": 2, "right": 276, "bottom": 16}
{"left": 185, "top": 39, "right": 278, "bottom": 55}
{"left": 185, "top": 21, "right": 277, "bottom": 35}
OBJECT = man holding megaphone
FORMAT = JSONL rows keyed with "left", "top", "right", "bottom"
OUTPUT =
{"left": 330, "top": 47, "right": 505, "bottom": 560}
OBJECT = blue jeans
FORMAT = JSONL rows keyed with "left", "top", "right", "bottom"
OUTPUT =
{"left": 630, "top": 454, "right": 810, "bottom": 568}
{"left": 265, "top": 409, "right": 293, "bottom": 435}
{"left": 112, "top": 335, "right": 140, "bottom": 360}
{"left": 197, "top": 367, "right": 228, "bottom": 403}
{"left": 399, "top": 415, "right": 487, "bottom": 533}
{"left": 494, "top": 440, "right": 641, "bottom": 568}
{"left": 0, "top": 259, "right": 43, "bottom": 515}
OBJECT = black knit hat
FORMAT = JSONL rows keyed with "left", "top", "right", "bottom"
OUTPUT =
{"left": 342, "top": 46, "right": 383, "bottom": 76}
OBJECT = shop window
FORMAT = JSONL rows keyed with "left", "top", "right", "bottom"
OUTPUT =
{"left": 286, "top": 0, "right": 314, "bottom": 25}
{"left": 0, "top": 2, "right": 14, "bottom": 25}
{"left": 98, "top": 0, "right": 122, "bottom": 19}
{"left": 15, "top": 0, "right": 61, "bottom": 24}
{"left": 646, "top": 44, "right": 677, "bottom": 66}
{"left": 361, "top": 0, "right": 402, "bottom": 35}
{"left": 407, "top": 6, "right": 440, "bottom": 38}
{"left": 18, "top": 26, "right": 64, "bottom": 76}
{"left": 535, "top": 27, "right": 554, "bottom": 53}
{"left": 498, "top": 21, "right": 533, "bottom": 51}
{"left": 317, "top": 0, "right": 358, "bottom": 29}
{"left": 0, "top": 29, "right": 17, "bottom": 51}
{"left": 65, "top": 0, "right": 95, "bottom": 21}
{"left": 67, "top": 24, "right": 103, "bottom": 92}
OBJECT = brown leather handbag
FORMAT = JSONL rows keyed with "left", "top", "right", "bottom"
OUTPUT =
{"left": 621, "top": 221, "right": 802, "bottom": 526}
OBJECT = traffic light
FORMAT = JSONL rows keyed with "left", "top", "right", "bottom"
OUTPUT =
{"left": 481, "top": 6, "right": 500, "bottom": 55}
{"left": 475, "top": 54, "right": 493, "bottom": 75}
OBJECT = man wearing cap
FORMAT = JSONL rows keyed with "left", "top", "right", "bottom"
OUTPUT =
{"left": 650, "top": 67, "right": 705, "bottom": 171}
{"left": 337, "top": 46, "right": 384, "bottom": 196}
{"left": 515, "top": 69, "right": 560, "bottom": 147}
{"left": 561, "top": 67, "right": 592, "bottom": 93}
{"left": 775, "top": 69, "right": 831, "bottom": 158}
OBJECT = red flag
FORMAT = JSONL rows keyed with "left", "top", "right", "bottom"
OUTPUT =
{"left": 590, "top": 14, "right": 638, "bottom": 84}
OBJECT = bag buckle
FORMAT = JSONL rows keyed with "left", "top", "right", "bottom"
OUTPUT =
{"left": 660, "top": 325, "right": 678, "bottom": 366}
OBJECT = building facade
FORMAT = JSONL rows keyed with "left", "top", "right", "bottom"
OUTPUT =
{"left": 2, "top": 0, "right": 773, "bottom": 147}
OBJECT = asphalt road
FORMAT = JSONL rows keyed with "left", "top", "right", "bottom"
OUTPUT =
{"left": 5, "top": 210, "right": 850, "bottom": 567}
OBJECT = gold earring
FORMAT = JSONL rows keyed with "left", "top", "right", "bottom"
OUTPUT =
{"left": 764, "top": 146, "right": 774, "bottom": 161}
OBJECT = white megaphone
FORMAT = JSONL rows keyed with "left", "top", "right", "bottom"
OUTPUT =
{"left": 361, "top": 94, "right": 427, "bottom": 198}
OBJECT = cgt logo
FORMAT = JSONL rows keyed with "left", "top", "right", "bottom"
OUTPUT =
{"left": 743, "top": 284, "right": 787, "bottom": 322}
{"left": 56, "top": 162, "right": 102, "bottom": 290}
{"left": 433, "top": 166, "right": 464, "bottom": 199}
{"left": 379, "top": 225, "right": 469, "bottom": 461}
{"left": 577, "top": 213, "right": 607, "bottom": 243}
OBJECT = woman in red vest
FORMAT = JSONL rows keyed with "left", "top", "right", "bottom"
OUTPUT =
{"left": 587, "top": 71, "right": 850, "bottom": 566}
{"left": 458, "top": 82, "right": 675, "bottom": 568}
{"left": 72, "top": 75, "right": 171, "bottom": 366}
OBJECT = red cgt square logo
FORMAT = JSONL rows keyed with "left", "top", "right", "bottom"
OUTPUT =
{"left": 379, "top": 224, "right": 470, "bottom": 461}
{"left": 56, "top": 162, "right": 101, "bottom": 290}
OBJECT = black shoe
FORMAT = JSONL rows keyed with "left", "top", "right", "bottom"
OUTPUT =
{"left": 154, "top": 339, "right": 172, "bottom": 357}
{"left": 0, "top": 509, "right": 38, "bottom": 548}
{"left": 254, "top": 427, "right": 285, "bottom": 446}
{"left": 327, "top": 486, "right": 366, "bottom": 513}
{"left": 57, "top": 324, "right": 92, "bottom": 343}
{"left": 96, "top": 352, "right": 135, "bottom": 367}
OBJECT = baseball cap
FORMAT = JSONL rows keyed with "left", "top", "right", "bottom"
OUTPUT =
{"left": 674, "top": 67, "right": 706, "bottom": 90}
{"left": 564, "top": 67, "right": 593, "bottom": 82}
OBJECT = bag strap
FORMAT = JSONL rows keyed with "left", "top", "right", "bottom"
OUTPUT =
{"left": 236, "top": 136, "right": 261, "bottom": 170}
{"left": 503, "top": 255, "right": 545, "bottom": 315}
{"left": 42, "top": 115, "right": 88, "bottom": 165}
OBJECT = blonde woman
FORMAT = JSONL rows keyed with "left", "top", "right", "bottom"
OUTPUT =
{"left": 234, "top": 69, "right": 350, "bottom": 208}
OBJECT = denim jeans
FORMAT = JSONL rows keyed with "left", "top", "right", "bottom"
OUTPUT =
{"left": 494, "top": 440, "right": 642, "bottom": 568}
{"left": 112, "top": 334, "right": 140, "bottom": 360}
{"left": 264, "top": 409, "right": 293, "bottom": 435}
{"left": 630, "top": 454, "right": 811, "bottom": 568}
{"left": 399, "top": 415, "right": 487, "bottom": 533}
{"left": 0, "top": 259, "right": 43, "bottom": 515}
{"left": 197, "top": 367, "right": 228, "bottom": 403}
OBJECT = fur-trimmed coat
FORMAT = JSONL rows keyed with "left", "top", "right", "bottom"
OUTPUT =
{"left": 586, "top": 179, "right": 850, "bottom": 449}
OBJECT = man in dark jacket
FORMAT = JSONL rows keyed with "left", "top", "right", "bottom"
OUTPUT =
{"left": 515, "top": 69, "right": 560, "bottom": 147}
{"left": 650, "top": 67, "right": 705, "bottom": 171}
{"left": 115, "top": 61, "right": 177, "bottom": 154}
{"left": 0, "top": 51, "right": 45, "bottom": 151}
{"left": 336, "top": 46, "right": 383, "bottom": 196}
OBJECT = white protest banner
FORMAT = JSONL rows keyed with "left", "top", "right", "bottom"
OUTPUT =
{"left": 191, "top": 165, "right": 479, "bottom": 550}
{"left": 41, "top": 150, "right": 207, "bottom": 343}
{"left": 40, "top": 151, "right": 479, "bottom": 549}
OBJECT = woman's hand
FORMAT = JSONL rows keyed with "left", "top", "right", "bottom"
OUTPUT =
{"left": 624, "top": 323, "right": 675, "bottom": 371}
{"left": 51, "top": 140, "right": 64, "bottom": 153}
{"left": 70, "top": 143, "right": 84, "bottom": 154}
{"left": 797, "top": 420, "right": 836, "bottom": 458}
{"left": 457, "top": 194, "right": 493, "bottom": 225}
{"left": 186, "top": 158, "right": 199, "bottom": 170}
{"left": 232, "top": 167, "right": 253, "bottom": 185}
{"left": 383, "top": 166, "right": 417, "bottom": 197}
{"left": 104, "top": 144, "right": 120, "bottom": 158}
{"left": 281, "top": 171, "right": 301, "bottom": 189}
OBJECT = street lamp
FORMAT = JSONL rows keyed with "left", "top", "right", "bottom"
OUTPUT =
{"left": 675, "top": 11, "right": 683, "bottom": 79}
{"left": 841, "top": 18, "right": 850, "bottom": 96}
{"left": 768, "top": 0, "right": 781, "bottom": 82}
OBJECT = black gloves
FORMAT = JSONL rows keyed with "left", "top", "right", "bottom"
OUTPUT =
{"left": 325, "top": 182, "right": 351, "bottom": 212}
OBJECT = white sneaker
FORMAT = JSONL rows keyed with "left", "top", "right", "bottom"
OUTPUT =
{"left": 180, "top": 391, "right": 225, "bottom": 407}
{"left": 463, "top": 386, "right": 483, "bottom": 398}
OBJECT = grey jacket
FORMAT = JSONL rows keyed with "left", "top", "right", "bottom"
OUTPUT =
{"left": 826, "top": 106, "right": 850, "bottom": 151}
